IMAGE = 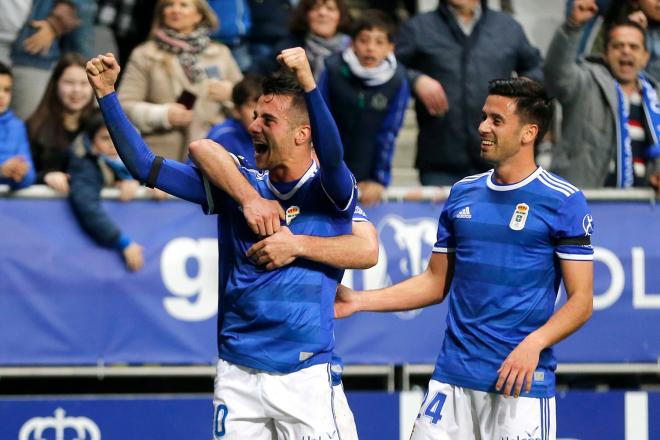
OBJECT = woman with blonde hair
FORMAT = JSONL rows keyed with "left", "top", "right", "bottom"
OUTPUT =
{"left": 118, "top": 0, "right": 242, "bottom": 161}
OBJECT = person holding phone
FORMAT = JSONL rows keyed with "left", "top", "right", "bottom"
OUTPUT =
{"left": 117, "top": 0, "right": 243, "bottom": 161}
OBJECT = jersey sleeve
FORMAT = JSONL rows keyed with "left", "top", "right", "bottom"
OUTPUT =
{"left": 352, "top": 204, "right": 369, "bottom": 222}
{"left": 433, "top": 197, "right": 456, "bottom": 253}
{"left": 553, "top": 191, "right": 594, "bottom": 261}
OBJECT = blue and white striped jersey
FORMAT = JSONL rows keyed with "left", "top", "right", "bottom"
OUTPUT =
{"left": 204, "top": 161, "right": 357, "bottom": 373}
{"left": 432, "top": 167, "right": 594, "bottom": 398}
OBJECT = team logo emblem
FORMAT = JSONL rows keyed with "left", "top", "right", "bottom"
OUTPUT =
{"left": 19, "top": 408, "right": 101, "bottom": 440}
{"left": 582, "top": 214, "right": 594, "bottom": 236}
{"left": 509, "top": 203, "right": 529, "bottom": 231}
{"left": 286, "top": 206, "right": 300, "bottom": 225}
{"left": 371, "top": 93, "right": 388, "bottom": 110}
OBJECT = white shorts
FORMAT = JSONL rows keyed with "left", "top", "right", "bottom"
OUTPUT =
{"left": 212, "top": 358, "right": 357, "bottom": 440}
{"left": 410, "top": 379, "right": 556, "bottom": 440}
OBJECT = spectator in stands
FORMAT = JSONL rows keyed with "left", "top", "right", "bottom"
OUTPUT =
{"left": 627, "top": 0, "right": 660, "bottom": 81}
{"left": 206, "top": 75, "right": 263, "bottom": 168}
{"left": 68, "top": 110, "right": 145, "bottom": 272}
{"left": 27, "top": 53, "right": 94, "bottom": 195}
{"left": 0, "top": 1, "right": 32, "bottom": 66}
{"left": 546, "top": 0, "right": 660, "bottom": 190}
{"left": 247, "top": 0, "right": 294, "bottom": 71}
{"left": 318, "top": 10, "right": 409, "bottom": 205}
{"left": 208, "top": 0, "right": 252, "bottom": 71}
{"left": 10, "top": 0, "right": 83, "bottom": 119}
{"left": 117, "top": 0, "right": 242, "bottom": 161}
{"left": 396, "top": 0, "right": 543, "bottom": 186}
{"left": 252, "top": 0, "right": 352, "bottom": 80}
{"left": 0, "top": 62, "right": 36, "bottom": 190}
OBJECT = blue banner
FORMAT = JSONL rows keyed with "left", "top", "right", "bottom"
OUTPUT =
{"left": 1, "top": 390, "right": 657, "bottom": 440}
{"left": 0, "top": 198, "right": 658, "bottom": 365}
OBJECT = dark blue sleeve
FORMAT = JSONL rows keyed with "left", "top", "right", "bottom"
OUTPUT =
{"left": 304, "top": 88, "right": 355, "bottom": 210}
{"left": 68, "top": 156, "right": 123, "bottom": 249}
{"left": 10, "top": 120, "right": 36, "bottom": 189}
{"left": 97, "top": 92, "right": 207, "bottom": 205}
{"left": 372, "top": 78, "right": 410, "bottom": 186}
{"left": 317, "top": 70, "right": 331, "bottom": 104}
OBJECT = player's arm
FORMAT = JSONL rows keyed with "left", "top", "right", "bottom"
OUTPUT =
{"left": 335, "top": 252, "right": 454, "bottom": 318}
{"left": 188, "top": 139, "right": 285, "bottom": 236}
{"left": 247, "top": 220, "right": 379, "bottom": 270}
{"left": 86, "top": 53, "right": 207, "bottom": 204}
{"left": 496, "top": 260, "right": 593, "bottom": 398}
{"left": 278, "top": 47, "right": 355, "bottom": 209}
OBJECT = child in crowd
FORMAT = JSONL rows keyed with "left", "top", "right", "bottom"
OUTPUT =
{"left": 68, "top": 111, "right": 144, "bottom": 272}
{"left": 205, "top": 75, "right": 263, "bottom": 168}
{"left": 318, "top": 9, "right": 409, "bottom": 205}
{"left": 0, "top": 62, "right": 36, "bottom": 190}
{"left": 27, "top": 53, "right": 94, "bottom": 195}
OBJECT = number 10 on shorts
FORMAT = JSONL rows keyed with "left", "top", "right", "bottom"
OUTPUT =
{"left": 418, "top": 392, "right": 447, "bottom": 424}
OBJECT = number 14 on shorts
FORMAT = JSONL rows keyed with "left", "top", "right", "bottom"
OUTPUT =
{"left": 418, "top": 392, "right": 447, "bottom": 424}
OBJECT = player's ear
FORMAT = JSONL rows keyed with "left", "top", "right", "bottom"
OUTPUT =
{"left": 294, "top": 124, "right": 311, "bottom": 145}
{"left": 521, "top": 123, "right": 538, "bottom": 145}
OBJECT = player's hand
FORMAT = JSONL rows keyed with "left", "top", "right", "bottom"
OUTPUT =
{"left": 207, "top": 79, "right": 233, "bottom": 102}
{"left": 568, "top": 0, "right": 598, "bottom": 27}
{"left": 167, "top": 103, "right": 194, "bottom": 127}
{"left": 358, "top": 181, "right": 385, "bottom": 206}
{"left": 414, "top": 75, "right": 449, "bottom": 117}
{"left": 242, "top": 195, "right": 285, "bottom": 236}
{"left": 334, "top": 284, "right": 360, "bottom": 319}
{"left": 86, "top": 53, "right": 121, "bottom": 98}
{"left": 277, "top": 47, "right": 316, "bottom": 92}
{"left": 43, "top": 171, "right": 70, "bottom": 194}
{"left": 495, "top": 334, "right": 544, "bottom": 398}
{"left": 117, "top": 179, "right": 139, "bottom": 201}
{"left": 24, "top": 20, "right": 56, "bottom": 54}
{"left": 123, "top": 242, "right": 145, "bottom": 272}
{"left": 246, "top": 226, "right": 299, "bottom": 270}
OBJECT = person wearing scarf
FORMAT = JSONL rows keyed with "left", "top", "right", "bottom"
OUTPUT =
{"left": 318, "top": 10, "right": 410, "bottom": 206}
{"left": 117, "top": 0, "right": 242, "bottom": 161}
{"left": 545, "top": 0, "right": 660, "bottom": 191}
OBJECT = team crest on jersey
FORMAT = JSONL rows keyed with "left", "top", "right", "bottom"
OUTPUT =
{"left": 286, "top": 206, "right": 300, "bottom": 225}
{"left": 509, "top": 203, "right": 529, "bottom": 231}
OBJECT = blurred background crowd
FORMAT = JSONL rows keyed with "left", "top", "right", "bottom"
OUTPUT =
{"left": 1, "top": 0, "right": 659, "bottom": 270}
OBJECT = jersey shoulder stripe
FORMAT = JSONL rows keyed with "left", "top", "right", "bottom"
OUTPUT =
{"left": 455, "top": 170, "right": 491, "bottom": 186}
{"left": 540, "top": 170, "right": 579, "bottom": 193}
{"left": 538, "top": 172, "right": 576, "bottom": 197}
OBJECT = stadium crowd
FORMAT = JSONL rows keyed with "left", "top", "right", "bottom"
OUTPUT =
{"left": 1, "top": 0, "right": 659, "bottom": 269}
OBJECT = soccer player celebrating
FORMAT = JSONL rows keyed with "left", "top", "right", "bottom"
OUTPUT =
{"left": 86, "top": 48, "right": 365, "bottom": 439}
{"left": 335, "top": 78, "right": 594, "bottom": 439}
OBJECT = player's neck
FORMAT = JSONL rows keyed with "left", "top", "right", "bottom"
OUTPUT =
{"left": 268, "top": 159, "right": 314, "bottom": 183}
{"left": 492, "top": 157, "right": 538, "bottom": 185}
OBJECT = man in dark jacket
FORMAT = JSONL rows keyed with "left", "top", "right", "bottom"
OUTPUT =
{"left": 396, "top": 0, "right": 543, "bottom": 186}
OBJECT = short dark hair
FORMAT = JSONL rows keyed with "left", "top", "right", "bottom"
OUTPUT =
{"left": 289, "top": 0, "right": 351, "bottom": 37}
{"left": 0, "top": 61, "right": 11, "bottom": 77}
{"left": 488, "top": 78, "right": 553, "bottom": 147}
{"left": 261, "top": 70, "right": 308, "bottom": 123}
{"left": 605, "top": 19, "right": 647, "bottom": 49}
{"left": 83, "top": 110, "right": 107, "bottom": 140}
{"left": 232, "top": 75, "right": 263, "bottom": 107}
{"left": 350, "top": 9, "right": 395, "bottom": 41}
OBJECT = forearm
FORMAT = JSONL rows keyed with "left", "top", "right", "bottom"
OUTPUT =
{"left": 296, "top": 234, "right": 378, "bottom": 269}
{"left": 356, "top": 253, "right": 453, "bottom": 312}
{"left": 188, "top": 140, "right": 260, "bottom": 207}
{"left": 544, "top": 22, "right": 584, "bottom": 99}
{"left": 527, "top": 290, "right": 593, "bottom": 350}
{"left": 305, "top": 88, "right": 354, "bottom": 205}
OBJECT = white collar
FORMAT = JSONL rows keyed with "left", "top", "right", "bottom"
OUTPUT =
{"left": 486, "top": 166, "right": 543, "bottom": 191}
{"left": 266, "top": 161, "right": 318, "bottom": 200}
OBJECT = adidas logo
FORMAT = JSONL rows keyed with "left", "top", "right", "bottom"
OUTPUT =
{"left": 456, "top": 206, "right": 472, "bottom": 219}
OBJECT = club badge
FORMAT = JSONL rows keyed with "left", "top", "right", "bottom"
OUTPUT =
{"left": 286, "top": 206, "right": 300, "bottom": 225}
{"left": 509, "top": 203, "right": 529, "bottom": 231}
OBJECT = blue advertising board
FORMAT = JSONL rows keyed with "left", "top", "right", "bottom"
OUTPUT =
{"left": 1, "top": 390, "right": 657, "bottom": 440}
{"left": 0, "top": 198, "right": 658, "bottom": 366}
